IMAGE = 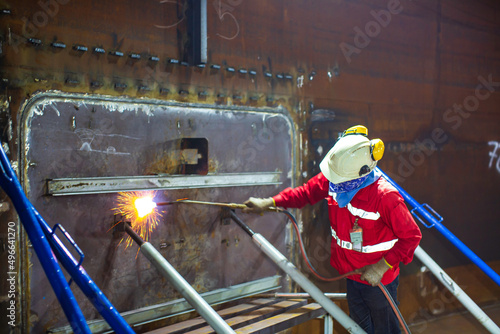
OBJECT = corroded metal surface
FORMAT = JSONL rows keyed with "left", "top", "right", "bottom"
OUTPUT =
{"left": 20, "top": 93, "right": 294, "bottom": 331}
{"left": 0, "top": 0, "right": 499, "bottom": 332}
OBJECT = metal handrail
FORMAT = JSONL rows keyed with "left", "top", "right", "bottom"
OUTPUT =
{"left": 0, "top": 146, "right": 90, "bottom": 333}
{"left": 377, "top": 167, "right": 500, "bottom": 334}
{"left": 0, "top": 145, "right": 134, "bottom": 333}
{"left": 414, "top": 247, "right": 500, "bottom": 334}
{"left": 377, "top": 167, "right": 500, "bottom": 287}
{"left": 230, "top": 211, "right": 367, "bottom": 334}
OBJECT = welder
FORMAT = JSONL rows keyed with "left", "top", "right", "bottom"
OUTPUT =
{"left": 244, "top": 125, "right": 422, "bottom": 334}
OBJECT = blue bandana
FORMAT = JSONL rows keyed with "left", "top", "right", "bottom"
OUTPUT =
{"left": 329, "top": 175, "right": 369, "bottom": 193}
{"left": 328, "top": 169, "right": 382, "bottom": 208}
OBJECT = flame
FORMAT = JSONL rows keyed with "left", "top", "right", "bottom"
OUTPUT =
{"left": 135, "top": 197, "right": 157, "bottom": 217}
{"left": 112, "top": 191, "right": 163, "bottom": 247}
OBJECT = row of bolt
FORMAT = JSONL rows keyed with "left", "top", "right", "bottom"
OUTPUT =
{"left": 85, "top": 80, "right": 278, "bottom": 102}
{"left": 57, "top": 73, "right": 281, "bottom": 102}
{"left": 1, "top": 7, "right": 321, "bottom": 100}
{"left": 20, "top": 36, "right": 303, "bottom": 83}
{"left": 1, "top": 7, "right": 326, "bottom": 91}
{"left": 18, "top": 37, "right": 307, "bottom": 101}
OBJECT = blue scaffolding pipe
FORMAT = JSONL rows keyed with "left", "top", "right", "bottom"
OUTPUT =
{"left": 33, "top": 209, "right": 135, "bottom": 334}
{"left": 377, "top": 167, "right": 500, "bottom": 287}
{"left": 0, "top": 147, "right": 90, "bottom": 333}
{"left": 0, "top": 145, "right": 134, "bottom": 333}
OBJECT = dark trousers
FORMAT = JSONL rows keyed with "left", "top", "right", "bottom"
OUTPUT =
{"left": 346, "top": 276, "right": 401, "bottom": 334}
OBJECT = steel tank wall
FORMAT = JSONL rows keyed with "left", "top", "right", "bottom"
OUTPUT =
{"left": 0, "top": 0, "right": 499, "bottom": 332}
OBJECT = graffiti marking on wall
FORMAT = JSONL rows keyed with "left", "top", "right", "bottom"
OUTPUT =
{"left": 154, "top": 0, "right": 186, "bottom": 29}
{"left": 488, "top": 141, "right": 500, "bottom": 173}
{"left": 213, "top": 0, "right": 241, "bottom": 40}
{"left": 154, "top": 0, "right": 241, "bottom": 40}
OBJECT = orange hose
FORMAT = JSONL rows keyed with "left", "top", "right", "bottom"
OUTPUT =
{"left": 287, "top": 211, "right": 358, "bottom": 281}
{"left": 378, "top": 283, "right": 411, "bottom": 334}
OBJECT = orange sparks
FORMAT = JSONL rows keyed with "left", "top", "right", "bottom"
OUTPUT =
{"left": 112, "top": 191, "right": 163, "bottom": 248}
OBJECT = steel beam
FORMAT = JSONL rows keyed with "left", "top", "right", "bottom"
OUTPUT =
{"left": 47, "top": 172, "right": 282, "bottom": 196}
{"left": 252, "top": 293, "right": 346, "bottom": 300}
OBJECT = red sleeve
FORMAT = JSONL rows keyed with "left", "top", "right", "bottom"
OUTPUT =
{"left": 273, "top": 173, "right": 330, "bottom": 209}
{"left": 381, "top": 192, "right": 422, "bottom": 266}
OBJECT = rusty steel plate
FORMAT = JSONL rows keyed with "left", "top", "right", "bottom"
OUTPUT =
{"left": 19, "top": 92, "right": 295, "bottom": 331}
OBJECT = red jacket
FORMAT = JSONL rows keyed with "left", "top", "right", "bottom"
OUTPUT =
{"left": 273, "top": 172, "right": 422, "bottom": 285}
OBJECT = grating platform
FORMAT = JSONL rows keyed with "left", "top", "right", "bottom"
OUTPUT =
{"left": 143, "top": 298, "right": 326, "bottom": 334}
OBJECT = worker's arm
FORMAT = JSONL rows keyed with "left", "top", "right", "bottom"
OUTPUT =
{"left": 359, "top": 191, "right": 422, "bottom": 286}
{"left": 243, "top": 173, "right": 330, "bottom": 213}
{"left": 381, "top": 192, "right": 422, "bottom": 267}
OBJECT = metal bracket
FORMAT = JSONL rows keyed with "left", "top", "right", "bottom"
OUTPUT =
{"left": 220, "top": 207, "right": 232, "bottom": 226}
{"left": 51, "top": 224, "right": 84, "bottom": 286}
{"left": 411, "top": 203, "right": 443, "bottom": 229}
{"left": 112, "top": 215, "right": 131, "bottom": 237}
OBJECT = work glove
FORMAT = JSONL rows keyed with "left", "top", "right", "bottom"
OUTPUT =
{"left": 243, "top": 197, "right": 275, "bottom": 214}
{"left": 359, "top": 258, "right": 391, "bottom": 287}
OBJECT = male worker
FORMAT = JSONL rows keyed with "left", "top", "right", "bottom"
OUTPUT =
{"left": 244, "top": 125, "right": 422, "bottom": 334}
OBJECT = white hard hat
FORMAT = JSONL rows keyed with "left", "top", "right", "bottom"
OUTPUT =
{"left": 319, "top": 127, "right": 384, "bottom": 184}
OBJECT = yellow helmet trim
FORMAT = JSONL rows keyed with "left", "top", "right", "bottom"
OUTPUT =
{"left": 343, "top": 125, "right": 368, "bottom": 137}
